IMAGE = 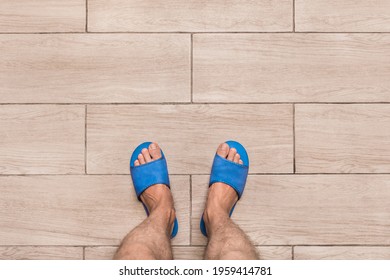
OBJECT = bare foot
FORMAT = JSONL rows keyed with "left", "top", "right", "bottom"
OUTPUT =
{"left": 203, "top": 143, "right": 243, "bottom": 227}
{"left": 134, "top": 143, "right": 176, "bottom": 228}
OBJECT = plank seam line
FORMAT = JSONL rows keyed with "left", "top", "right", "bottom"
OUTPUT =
{"left": 293, "top": 0, "right": 296, "bottom": 32}
{"left": 3, "top": 102, "right": 390, "bottom": 105}
{"left": 1, "top": 245, "right": 390, "bottom": 247}
{"left": 85, "top": 0, "right": 89, "bottom": 32}
{"left": 2, "top": 173, "right": 390, "bottom": 176}
{"left": 292, "top": 246, "right": 295, "bottom": 260}
{"left": 2, "top": 31, "right": 390, "bottom": 34}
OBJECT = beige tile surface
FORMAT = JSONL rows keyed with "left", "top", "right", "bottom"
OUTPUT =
{"left": 0, "top": 105, "right": 85, "bottom": 174}
{"left": 84, "top": 246, "right": 292, "bottom": 260}
{"left": 0, "top": 34, "right": 190, "bottom": 103}
{"left": 0, "top": 0, "right": 85, "bottom": 32}
{"left": 84, "top": 246, "right": 206, "bottom": 260}
{"left": 84, "top": 246, "right": 207, "bottom": 260}
{"left": 192, "top": 175, "right": 390, "bottom": 245}
{"left": 87, "top": 104, "right": 293, "bottom": 174}
{"left": 84, "top": 246, "right": 117, "bottom": 260}
{"left": 193, "top": 34, "right": 390, "bottom": 103}
{"left": 257, "top": 246, "right": 292, "bottom": 260}
{"left": 1, "top": 0, "right": 390, "bottom": 261}
{"left": 0, "top": 176, "right": 190, "bottom": 246}
{"left": 294, "top": 246, "right": 390, "bottom": 260}
{"left": 172, "top": 246, "right": 292, "bottom": 260}
{"left": 0, "top": 247, "right": 83, "bottom": 260}
{"left": 296, "top": 0, "right": 390, "bottom": 32}
{"left": 88, "top": 0, "right": 293, "bottom": 32}
{"left": 296, "top": 104, "right": 390, "bottom": 173}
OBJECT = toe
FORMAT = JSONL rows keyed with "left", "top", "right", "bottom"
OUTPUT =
{"left": 227, "top": 147, "right": 236, "bottom": 161}
{"left": 134, "top": 160, "right": 140, "bottom": 166}
{"left": 239, "top": 159, "right": 243, "bottom": 165}
{"left": 138, "top": 153, "right": 145, "bottom": 164}
{"left": 217, "top": 143, "right": 229, "bottom": 158}
{"left": 141, "top": 148, "right": 152, "bottom": 163}
{"left": 148, "top": 142, "right": 162, "bottom": 160}
{"left": 234, "top": 153, "right": 240, "bottom": 163}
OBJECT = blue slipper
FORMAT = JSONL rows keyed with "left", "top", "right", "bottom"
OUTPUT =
{"left": 130, "top": 142, "right": 178, "bottom": 239}
{"left": 200, "top": 140, "right": 249, "bottom": 237}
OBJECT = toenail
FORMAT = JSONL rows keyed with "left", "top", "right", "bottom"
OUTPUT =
{"left": 142, "top": 148, "right": 148, "bottom": 153}
{"left": 231, "top": 148, "right": 236, "bottom": 152}
{"left": 221, "top": 143, "right": 228, "bottom": 150}
{"left": 150, "top": 143, "right": 157, "bottom": 149}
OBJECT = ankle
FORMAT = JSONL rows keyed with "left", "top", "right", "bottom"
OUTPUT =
{"left": 140, "top": 184, "right": 174, "bottom": 212}
{"left": 206, "top": 183, "right": 238, "bottom": 212}
{"left": 150, "top": 205, "right": 176, "bottom": 225}
{"left": 204, "top": 207, "right": 230, "bottom": 228}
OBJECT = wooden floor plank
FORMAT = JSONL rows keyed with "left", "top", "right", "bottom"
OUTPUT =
{"left": 0, "top": 34, "right": 190, "bottom": 103}
{"left": 193, "top": 34, "right": 390, "bottom": 103}
{"left": 84, "top": 246, "right": 117, "bottom": 260}
{"left": 0, "top": 175, "right": 190, "bottom": 246}
{"left": 87, "top": 104, "right": 293, "bottom": 174}
{"left": 0, "top": 247, "right": 83, "bottom": 260}
{"left": 192, "top": 175, "right": 390, "bottom": 245}
{"left": 0, "top": 105, "right": 84, "bottom": 174}
{"left": 2, "top": 0, "right": 389, "bottom": 260}
{"left": 295, "top": 246, "right": 390, "bottom": 260}
{"left": 0, "top": 0, "right": 85, "bottom": 32}
{"left": 84, "top": 246, "right": 292, "bottom": 260}
{"left": 296, "top": 0, "right": 390, "bottom": 32}
{"left": 178, "top": 246, "right": 293, "bottom": 260}
{"left": 258, "top": 246, "right": 292, "bottom": 260}
{"left": 296, "top": 104, "right": 390, "bottom": 173}
{"left": 88, "top": 0, "right": 293, "bottom": 32}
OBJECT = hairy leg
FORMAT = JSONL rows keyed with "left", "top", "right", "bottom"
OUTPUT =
{"left": 114, "top": 143, "right": 176, "bottom": 260}
{"left": 114, "top": 193, "right": 175, "bottom": 260}
{"left": 203, "top": 143, "right": 258, "bottom": 260}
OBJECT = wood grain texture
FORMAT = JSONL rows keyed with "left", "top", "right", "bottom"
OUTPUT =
{"left": 193, "top": 34, "right": 390, "bottom": 103}
{"left": 0, "top": 34, "right": 190, "bottom": 103}
{"left": 295, "top": 246, "right": 390, "bottom": 260}
{"left": 296, "top": 0, "right": 390, "bottom": 32}
{"left": 84, "top": 246, "right": 292, "bottom": 260}
{"left": 88, "top": 0, "right": 292, "bottom": 32}
{"left": 84, "top": 246, "right": 207, "bottom": 260}
{"left": 1, "top": 0, "right": 389, "bottom": 260}
{"left": 84, "top": 246, "right": 117, "bottom": 260}
{"left": 191, "top": 175, "right": 390, "bottom": 245}
{"left": 0, "top": 105, "right": 84, "bottom": 174}
{"left": 0, "top": 0, "right": 85, "bottom": 32}
{"left": 87, "top": 104, "right": 293, "bottom": 174}
{"left": 0, "top": 176, "right": 190, "bottom": 246}
{"left": 257, "top": 246, "right": 292, "bottom": 260}
{"left": 296, "top": 104, "right": 390, "bottom": 173}
{"left": 181, "top": 246, "right": 292, "bottom": 260}
{"left": 0, "top": 247, "right": 83, "bottom": 260}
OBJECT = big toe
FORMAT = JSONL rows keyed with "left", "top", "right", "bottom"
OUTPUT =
{"left": 148, "top": 142, "right": 162, "bottom": 160}
{"left": 217, "top": 142, "right": 229, "bottom": 158}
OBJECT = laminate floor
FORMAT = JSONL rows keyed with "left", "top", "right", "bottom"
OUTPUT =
{"left": 1, "top": 0, "right": 389, "bottom": 260}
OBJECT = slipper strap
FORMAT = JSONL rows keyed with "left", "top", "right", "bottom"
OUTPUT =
{"left": 130, "top": 156, "right": 170, "bottom": 199}
{"left": 209, "top": 154, "right": 249, "bottom": 199}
